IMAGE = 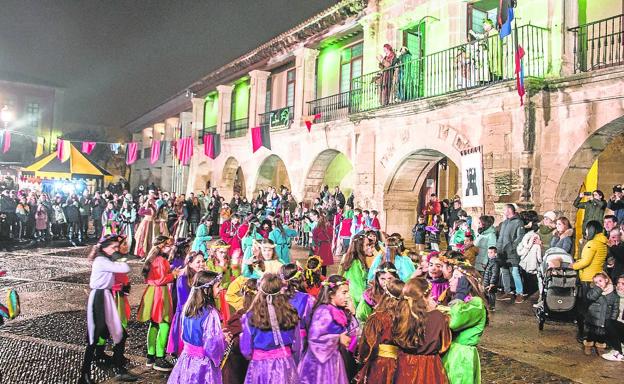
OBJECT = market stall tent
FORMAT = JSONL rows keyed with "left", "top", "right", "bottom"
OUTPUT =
{"left": 21, "top": 143, "right": 113, "bottom": 192}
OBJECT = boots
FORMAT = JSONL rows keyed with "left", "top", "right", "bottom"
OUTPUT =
{"left": 113, "top": 366, "right": 138, "bottom": 382}
{"left": 94, "top": 345, "right": 113, "bottom": 368}
{"left": 595, "top": 342, "right": 607, "bottom": 355}
{"left": 77, "top": 372, "right": 95, "bottom": 384}
{"left": 583, "top": 340, "right": 595, "bottom": 356}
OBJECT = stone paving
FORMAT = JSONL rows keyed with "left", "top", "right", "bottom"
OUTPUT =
{"left": 0, "top": 246, "right": 618, "bottom": 384}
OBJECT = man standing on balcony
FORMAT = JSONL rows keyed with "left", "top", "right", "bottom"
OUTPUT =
{"left": 469, "top": 18, "right": 503, "bottom": 83}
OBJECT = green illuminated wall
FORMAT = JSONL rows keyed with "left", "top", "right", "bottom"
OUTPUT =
{"left": 316, "top": 45, "right": 342, "bottom": 99}
{"left": 322, "top": 153, "right": 354, "bottom": 197}
{"left": 231, "top": 80, "right": 250, "bottom": 121}
{"left": 204, "top": 93, "right": 218, "bottom": 129}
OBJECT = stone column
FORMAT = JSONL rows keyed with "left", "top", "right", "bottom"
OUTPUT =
{"left": 562, "top": 0, "right": 580, "bottom": 75}
{"left": 191, "top": 97, "right": 206, "bottom": 140}
{"left": 359, "top": 13, "right": 380, "bottom": 74}
{"left": 153, "top": 122, "right": 166, "bottom": 142}
{"left": 216, "top": 85, "right": 234, "bottom": 135}
{"left": 248, "top": 70, "right": 271, "bottom": 128}
{"left": 293, "top": 48, "right": 320, "bottom": 123}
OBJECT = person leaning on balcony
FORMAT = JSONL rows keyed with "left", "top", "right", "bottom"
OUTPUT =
{"left": 469, "top": 18, "right": 503, "bottom": 82}
{"left": 377, "top": 43, "right": 396, "bottom": 105}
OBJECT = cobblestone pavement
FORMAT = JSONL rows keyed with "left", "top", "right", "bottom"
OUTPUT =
{"left": 0, "top": 246, "right": 618, "bottom": 384}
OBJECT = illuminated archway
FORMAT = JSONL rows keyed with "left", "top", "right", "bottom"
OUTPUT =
{"left": 255, "top": 154, "right": 291, "bottom": 194}
{"left": 303, "top": 149, "right": 354, "bottom": 204}
{"left": 222, "top": 157, "right": 246, "bottom": 199}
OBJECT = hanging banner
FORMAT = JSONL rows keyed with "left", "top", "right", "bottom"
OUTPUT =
{"left": 57, "top": 139, "right": 71, "bottom": 162}
{"left": 176, "top": 137, "right": 194, "bottom": 165}
{"left": 2, "top": 131, "right": 11, "bottom": 153}
{"left": 460, "top": 146, "right": 484, "bottom": 208}
{"left": 82, "top": 141, "right": 96, "bottom": 154}
{"left": 251, "top": 126, "right": 271, "bottom": 153}
{"left": 204, "top": 133, "right": 221, "bottom": 160}
{"left": 150, "top": 139, "right": 161, "bottom": 164}
{"left": 35, "top": 137, "right": 45, "bottom": 157}
{"left": 126, "top": 142, "right": 138, "bottom": 165}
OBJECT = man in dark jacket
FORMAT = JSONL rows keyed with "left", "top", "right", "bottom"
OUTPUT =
{"left": 496, "top": 204, "right": 526, "bottom": 303}
{"left": 607, "top": 185, "right": 624, "bottom": 224}
{"left": 64, "top": 198, "right": 83, "bottom": 245}
{"left": 91, "top": 199, "right": 105, "bottom": 240}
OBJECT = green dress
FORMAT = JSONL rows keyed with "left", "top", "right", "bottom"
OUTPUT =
{"left": 442, "top": 297, "right": 487, "bottom": 384}
{"left": 342, "top": 259, "right": 367, "bottom": 309}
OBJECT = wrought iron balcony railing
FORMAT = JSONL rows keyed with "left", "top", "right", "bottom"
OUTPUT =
{"left": 199, "top": 125, "right": 217, "bottom": 140}
{"left": 569, "top": 13, "right": 624, "bottom": 72}
{"left": 224, "top": 118, "right": 249, "bottom": 139}
{"left": 258, "top": 106, "right": 294, "bottom": 131}
{"left": 307, "top": 24, "right": 549, "bottom": 121}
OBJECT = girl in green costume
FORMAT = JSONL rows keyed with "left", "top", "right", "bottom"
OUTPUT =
{"left": 442, "top": 264, "right": 488, "bottom": 384}
{"left": 355, "top": 261, "right": 399, "bottom": 323}
{"left": 339, "top": 235, "right": 368, "bottom": 309}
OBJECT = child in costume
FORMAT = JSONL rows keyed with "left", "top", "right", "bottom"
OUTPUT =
{"left": 393, "top": 277, "right": 451, "bottom": 384}
{"left": 167, "top": 251, "right": 205, "bottom": 356}
{"left": 281, "top": 263, "right": 316, "bottom": 342}
{"left": 240, "top": 273, "right": 300, "bottom": 384}
{"left": 442, "top": 265, "right": 488, "bottom": 384}
{"left": 191, "top": 218, "right": 213, "bottom": 256}
{"left": 134, "top": 199, "right": 157, "bottom": 257}
{"left": 340, "top": 235, "right": 368, "bottom": 309}
{"left": 241, "top": 219, "right": 264, "bottom": 266}
{"left": 304, "top": 255, "right": 325, "bottom": 298}
{"left": 427, "top": 253, "right": 451, "bottom": 303}
{"left": 255, "top": 238, "right": 284, "bottom": 274}
{"left": 167, "top": 270, "right": 226, "bottom": 384}
{"left": 412, "top": 215, "right": 427, "bottom": 253}
{"left": 137, "top": 235, "right": 176, "bottom": 372}
{"left": 299, "top": 275, "right": 359, "bottom": 384}
{"left": 356, "top": 262, "right": 399, "bottom": 323}
{"left": 269, "top": 217, "right": 298, "bottom": 264}
{"left": 355, "top": 278, "right": 404, "bottom": 384}
{"left": 368, "top": 236, "right": 415, "bottom": 282}
{"left": 206, "top": 240, "right": 235, "bottom": 322}
{"left": 222, "top": 278, "right": 257, "bottom": 384}
{"left": 79, "top": 236, "right": 136, "bottom": 384}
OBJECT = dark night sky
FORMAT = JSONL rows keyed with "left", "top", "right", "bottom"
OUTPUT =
{"left": 0, "top": 0, "right": 336, "bottom": 129}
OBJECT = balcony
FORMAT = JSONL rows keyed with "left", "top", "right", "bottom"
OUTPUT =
{"left": 307, "top": 24, "right": 549, "bottom": 122}
{"left": 570, "top": 13, "right": 624, "bottom": 73}
{"left": 224, "top": 118, "right": 249, "bottom": 139}
{"left": 258, "top": 106, "right": 294, "bottom": 131}
{"left": 199, "top": 125, "right": 217, "bottom": 141}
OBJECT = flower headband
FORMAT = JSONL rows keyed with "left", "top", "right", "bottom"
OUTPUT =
{"left": 242, "top": 284, "right": 258, "bottom": 296}
{"left": 253, "top": 239, "right": 276, "bottom": 248}
{"left": 383, "top": 284, "right": 400, "bottom": 300}
{"left": 376, "top": 266, "right": 397, "bottom": 274}
{"left": 195, "top": 273, "right": 223, "bottom": 289}
{"left": 210, "top": 243, "right": 231, "bottom": 249}
{"left": 321, "top": 280, "right": 349, "bottom": 288}
{"left": 306, "top": 256, "right": 323, "bottom": 273}
{"left": 281, "top": 268, "right": 303, "bottom": 282}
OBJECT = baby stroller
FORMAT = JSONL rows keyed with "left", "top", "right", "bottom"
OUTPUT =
{"left": 535, "top": 247, "right": 578, "bottom": 330}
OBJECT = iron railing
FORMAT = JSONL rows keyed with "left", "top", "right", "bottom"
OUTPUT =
{"left": 306, "top": 91, "right": 352, "bottom": 123}
{"left": 258, "top": 106, "right": 293, "bottom": 131}
{"left": 306, "top": 24, "right": 548, "bottom": 122}
{"left": 199, "top": 125, "right": 217, "bottom": 140}
{"left": 224, "top": 118, "right": 249, "bottom": 139}
{"left": 570, "top": 13, "right": 624, "bottom": 72}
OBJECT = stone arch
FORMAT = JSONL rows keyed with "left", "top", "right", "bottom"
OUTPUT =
{"left": 302, "top": 149, "right": 354, "bottom": 204}
{"left": 554, "top": 114, "right": 624, "bottom": 218}
{"left": 254, "top": 154, "right": 291, "bottom": 194}
{"left": 221, "top": 157, "right": 246, "bottom": 199}
{"left": 192, "top": 160, "right": 212, "bottom": 192}
{"left": 382, "top": 148, "right": 461, "bottom": 237}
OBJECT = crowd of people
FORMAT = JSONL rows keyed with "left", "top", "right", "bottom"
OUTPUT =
{"left": 1, "top": 179, "right": 623, "bottom": 383}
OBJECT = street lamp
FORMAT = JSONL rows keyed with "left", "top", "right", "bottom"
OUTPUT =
{"left": 0, "top": 105, "right": 14, "bottom": 129}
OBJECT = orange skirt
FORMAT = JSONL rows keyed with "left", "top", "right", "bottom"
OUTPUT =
{"left": 394, "top": 352, "right": 448, "bottom": 384}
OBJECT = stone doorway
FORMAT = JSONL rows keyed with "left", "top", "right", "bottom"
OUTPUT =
{"left": 221, "top": 157, "right": 246, "bottom": 200}
{"left": 254, "top": 154, "right": 291, "bottom": 196}
{"left": 302, "top": 149, "right": 354, "bottom": 205}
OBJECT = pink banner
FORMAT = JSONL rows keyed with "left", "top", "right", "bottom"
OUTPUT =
{"left": 176, "top": 137, "right": 194, "bottom": 165}
{"left": 2, "top": 131, "right": 10, "bottom": 153}
{"left": 57, "top": 139, "right": 71, "bottom": 162}
{"left": 150, "top": 139, "right": 161, "bottom": 164}
{"left": 81, "top": 141, "right": 96, "bottom": 154}
{"left": 126, "top": 142, "right": 138, "bottom": 165}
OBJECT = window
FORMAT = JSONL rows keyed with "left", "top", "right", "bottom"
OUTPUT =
{"left": 468, "top": 2, "right": 498, "bottom": 37}
{"left": 339, "top": 42, "right": 363, "bottom": 93}
{"left": 286, "top": 69, "right": 296, "bottom": 107}
{"left": 26, "top": 102, "right": 41, "bottom": 130}
{"left": 265, "top": 76, "right": 272, "bottom": 112}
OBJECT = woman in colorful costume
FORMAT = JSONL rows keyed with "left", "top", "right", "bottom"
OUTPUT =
{"left": 137, "top": 235, "right": 176, "bottom": 372}
{"left": 269, "top": 217, "right": 298, "bottom": 264}
{"left": 356, "top": 262, "right": 399, "bottom": 323}
{"left": 367, "top": 236, "right": 415, "bottom": 282}
{"left": 340, "top": 235, "right": 368, "bottom": 309}
{"left": 134, "top": 198, "right": 158, "bottom": 257}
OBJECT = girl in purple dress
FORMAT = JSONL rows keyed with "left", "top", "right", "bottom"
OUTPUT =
{"left": 167, "top": 270, "right": 226, "bottom": 384}
{"left": 167, "top": 251, "right": 205, "bottom": 356}
{"left": 280, "top": 263, "right": 316, "bottom": 339}
{"left": 298, "top": 275, "right": 359, "bottom": 384}
{"left": 240, "top": 273, "right": 300, "bottom": 384}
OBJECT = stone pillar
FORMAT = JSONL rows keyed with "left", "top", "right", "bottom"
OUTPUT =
{"left": 153, "top": 122, "right": 166, "bottom": 142}
{"left": 562, "top": 0, "right": 580, "bottom": 75}
{"left": 163, "top": 118, "right": 178, "bottom": 141}
{"left": 216, "top": 85, "right": 234, "bottom": 135}
{"left": 191, "top": 97, "right": 206, "bottom": 140}
{"left": 359, "top": 13, "right": 381, "bottom": 74}
{"left": 248, "top": 70, "right": 271, "bottom": 128}
{"left": 293, "top": 48, "right": 319, "bottom": 123}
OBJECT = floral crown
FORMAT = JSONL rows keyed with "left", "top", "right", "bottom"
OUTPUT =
{"left": 383, "top": 284, "right": 400, "bottom": 300}
{"left": 242, "top": 284, "right": 258, "bottom": 296}
{"left": 210, "top": 243, "right": 231, "bottom": 249}
{"left": 321, "top": 279, "right": 349, "bottom": 288}
{"left": 193, "top": 273, "right": 223, "bottom": 290}
{"left": 281, "top": 267, "right": 303, "bottom": 282}
{"left": 376, "top": 266, "right": 397, "bottom": 274}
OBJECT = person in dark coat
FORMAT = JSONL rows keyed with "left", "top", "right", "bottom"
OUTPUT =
{"left": 574, "top": 190, "right": 607, "bottom": 235}
{"left": 496, "top": 204, "right": 526, "bottom": 303}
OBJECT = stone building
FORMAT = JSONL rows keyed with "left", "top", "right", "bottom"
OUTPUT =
{"left": 124, "top": 0, "right": 624, "bottom": 236}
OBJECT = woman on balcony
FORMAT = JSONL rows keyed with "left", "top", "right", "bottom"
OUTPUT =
{"left": 377, "top": 43, "right": 397, "bottom": 106}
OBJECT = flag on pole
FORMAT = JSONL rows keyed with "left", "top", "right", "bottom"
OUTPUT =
{"left": 303, "top": 114, "right": 321, "bottom": 132}
{"left": 497, "top": 0, "right": 517, "bottom": 35}
{"left": 1, "top": 131, "right": 10, "bottom": 153}
{"left": 515, "top": 45, "right": 526, "bottom": 105}
{"left": 204, "top": 133, "right": 221, "bottom": 159}
{"left": 150, "top": 139, "right": 161, "bottom": 164}
{"left": 251, "top": 126, "right": 271, "bottom": 153}
{"left": 126, "top": 142, "right": 138, "bottom": 165}
{"left": 35, "top": 137, "right": 45, "bottom": 157}
{"left": 57, "top": 139, "right": 71, "bottom": 162}
{"left": 81, "top": 141, "right": 96, "bottom": 154}
{"left": 176, "top": 137, "right": 194, "bottom": 165}
{"left": 161, "top": 140, "right": 167, "bottom": 164}
{"left": 499, "top": 6, "right": 514, "bottom": 39}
